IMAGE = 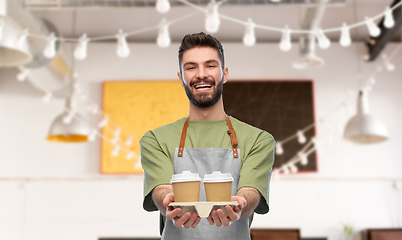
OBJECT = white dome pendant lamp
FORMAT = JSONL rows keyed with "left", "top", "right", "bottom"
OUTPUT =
{"left": 343, "top": 90, "right": 389, "bottom": 144}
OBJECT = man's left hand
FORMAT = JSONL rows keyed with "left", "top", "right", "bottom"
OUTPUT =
{"left": 206, "top": 196, "right": 247, "bottom": 227}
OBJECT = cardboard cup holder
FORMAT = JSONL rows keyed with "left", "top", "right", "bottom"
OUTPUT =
{"left": 168, "top": 201, "right": 239, "bottom": 218}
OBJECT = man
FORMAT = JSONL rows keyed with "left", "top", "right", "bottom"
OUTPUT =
{"left": 140, "top": 32, "right": 275, "bottom": 240}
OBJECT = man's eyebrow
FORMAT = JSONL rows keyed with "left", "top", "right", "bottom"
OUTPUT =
{"left": 183, "top": 62, "right": 196, "bottom": 67}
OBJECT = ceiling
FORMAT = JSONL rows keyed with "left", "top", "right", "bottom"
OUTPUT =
{"left": 20, "top": 0, "right": 402, "bottom": 44}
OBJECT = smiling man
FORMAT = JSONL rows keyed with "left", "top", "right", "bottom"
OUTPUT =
{"left": 140, "top": 32, "right": 275, "bottom": 240}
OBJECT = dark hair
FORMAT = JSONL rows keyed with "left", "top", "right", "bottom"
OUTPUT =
{"left": 178, "top": 32, "right": 225, "bottom": 71}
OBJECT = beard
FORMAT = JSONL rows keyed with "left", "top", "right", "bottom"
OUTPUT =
{"left": 183, "top": 77, "right": 224, "bottom": 108}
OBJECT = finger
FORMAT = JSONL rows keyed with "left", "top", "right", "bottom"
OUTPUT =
{"left": 206, "top": 215, "right": 214, "bottom": 225}
{"left": 225, "top": 205, "right": 238, "bottom": 221}
{"left": 173, "top": 212, "right": 191, "bottom": 228}
{"left": 183, "top": 212, "right": 199, "bottom": 229}
{"left": 216, "top": 209, "right": 231, "bottom": 226}
{"left": 191, "top": 217, "right": 201, "bottom": 228}
{"left": 163, "top": 193, "right": 175, "bottom": 206}
{"left": 211, "top": 210, "right": 222, "bottom": 227}
{"left": 166, "top": 207, "right": 182, "bottom": 220}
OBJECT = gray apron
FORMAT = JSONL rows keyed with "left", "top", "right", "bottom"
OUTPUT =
{"left": 161, "top": 116, "right": 251, "bottom": 240}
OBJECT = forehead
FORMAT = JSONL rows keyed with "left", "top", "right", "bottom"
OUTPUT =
{"left": 181, "top": 47, "right": 221, "bottom": 65}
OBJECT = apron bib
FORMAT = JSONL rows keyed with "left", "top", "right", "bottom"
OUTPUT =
{"left": 161, "top": 116, "right": 251, "bottom": 240}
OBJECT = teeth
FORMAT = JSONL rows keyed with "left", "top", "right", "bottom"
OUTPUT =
{"left": 195, "top": 84, "right": 212, "bottom": 89}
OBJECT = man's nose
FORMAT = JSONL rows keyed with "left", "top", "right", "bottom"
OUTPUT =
{"left": 196, "top": 66, "right": 207, "bottom": 79}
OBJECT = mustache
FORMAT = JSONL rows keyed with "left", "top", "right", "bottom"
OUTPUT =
{"left": 189, "top": 78, "right": 216, "bottom": 87}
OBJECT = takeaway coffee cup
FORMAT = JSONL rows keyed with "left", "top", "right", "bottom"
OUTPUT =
{"left": 170, "top": 171, "right": 201, "bottom": 202}
{"left": 203, "top": 171, "right": 233, "bottom": 202}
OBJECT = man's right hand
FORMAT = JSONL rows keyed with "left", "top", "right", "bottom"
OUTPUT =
{"left": 163, "top": 192, "right": 202, "bottom": 229}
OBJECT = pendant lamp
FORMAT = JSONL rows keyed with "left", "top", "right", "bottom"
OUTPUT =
{"left": 0, "top": 1, "right": 32, "bottom": 67}
{"left": 47, "top": 98, "right": 89, "bottom": 143}
{"left": 343, "top": 91, "right": 389, "bottom": 144}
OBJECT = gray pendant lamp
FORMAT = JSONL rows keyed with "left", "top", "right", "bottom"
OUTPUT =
{"left": 0, "top": 0, "right": 32, "bottom": 67}
{"left": 343, "top": 90, "right": 389, "bottom": 144}
{"left": 47, "top": 97, "right": 90, "bottom": 143}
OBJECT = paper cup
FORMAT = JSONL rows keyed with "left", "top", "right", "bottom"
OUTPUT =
{"left": 170, "top": 171, "right": 201, "bottom": 202}
{"left": 203, "top": 171, "right": 233, "bottom": 202}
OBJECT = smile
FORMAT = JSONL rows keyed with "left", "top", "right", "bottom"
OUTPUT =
{"left": 194, "top": 83, "right": 213, "bottom": 91}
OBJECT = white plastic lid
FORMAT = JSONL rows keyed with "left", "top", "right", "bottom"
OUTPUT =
{"left": 203, "top": 171, "right": 233, "bottom": 183}
{"left": 170, "top": 171, "right": 201, "bottom": 183}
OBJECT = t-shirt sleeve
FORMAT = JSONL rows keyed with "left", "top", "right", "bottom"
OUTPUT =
{"left": 237, "top": 131, "right": 275, "bottom": 214}
{"left": 140, "top": 130, "right": 174, "bottom": 212}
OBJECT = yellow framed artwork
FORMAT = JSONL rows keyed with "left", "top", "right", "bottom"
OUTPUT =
{"left": 101, "top": 80, "right": 188, "bottom": 174}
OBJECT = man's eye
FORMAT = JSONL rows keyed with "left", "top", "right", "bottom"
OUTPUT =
{"left": 208, "top": 65, "right": 216, "bottom": 68}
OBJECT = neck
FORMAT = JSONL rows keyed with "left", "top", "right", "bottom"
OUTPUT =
{"left": 188, "top": 97, "right": 226, "bottom": 121}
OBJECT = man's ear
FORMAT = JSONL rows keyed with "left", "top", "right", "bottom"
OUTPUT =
{"left": 178, "top": 71, "right": 185, "bottom": 87}
{"left": 222, "top": 67, "right": 229, "bottom": 84}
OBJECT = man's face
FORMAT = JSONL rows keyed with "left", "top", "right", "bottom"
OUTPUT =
{"left": 178, "top": 47, "right": 228, "bottom": 108}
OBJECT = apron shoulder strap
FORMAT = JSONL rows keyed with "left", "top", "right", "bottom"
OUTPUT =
{"left": 177, "top": 116, "right": 239, "bottom": 158}
{"left": 226, "top": 115, "right": 239, "bottom": 158}
{"left": 178, "top": 117, "right": 189, "bottom": 157}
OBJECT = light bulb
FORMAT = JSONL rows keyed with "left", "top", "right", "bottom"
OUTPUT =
{"left": 111, "top": 144, "right": 120, "bottom": 157}
{"left": 44, "top": 33, "right": 57, "bottom": 58}
{"left": 316, "top": 28, "right": 331, "bottom": 49}
{"left": 385, "top": 61, "right": 395, "bottom": 71}
{"left": 297, "top": 130, "right": 306, "bottom": 144}
{"left": 126, "top": 151, "right": 134, "bottom": 160}
{"left": 125, "top": 136, "right": 133, "bottom": 146}
{"left": 0, "top": 20, "right": 4, "bottom": 40}
{"left": 275, "top": 142, "right": 284, "bottom": 155}
{"left": 17, "top": 68, "right": 29, "bottom": 82}
{"left": 98, "top": 116, "right": 109, "bottom": 128}
{"left": 74, "top": 34, "right": 89, "bottom": 60}
{"left": 312, "top": 137, "right": 321, "bottom": 154}
{"left": 111, "top": 136, "right": 119, "bottom": 145}
{"left": 205, "top": 0, "right": 220, "bottom": 33}
{"left": 279, "top": 25, "right": 292, "bottom": 51}
{"left": 42, "top": 92, "right": 52, "bottom": 103}
{"left": 243, "top": 19, "right": 256, "bottom": 47}
{"left": 156, "top": 0, "right": 170, "bottom": 14}
{"left": 116, "top": 30, "right": 130, "bottom": 58}
{"left": 282, "top": 166, "right": 290, "bottom": 175}
{"left": 384, "top": 6, "right": 395, "bottom": 29}
{"left": 157, "top": 19, "right": 171, "bottom": 48}
{"left": 369, "top": 77, "right": 376, "bottom": 84}
{"left": 339, "top": 23, "right": 351, "bottom": 47}
{"left": 289, "top": 164, "right": 298, "bottom": 173}
{"left": 91, "top": 104, "right": 99, "bottom": 114}
{"left": 298, "top": 152, "right": 308, "bottom": 165}
{"left": 365, "top": 17, "right": 381, "bottom": 37}
{"left": 113, "top": 127, "right": 121, "bottom": 137}
{"left": 88, "top": 129, "right": 97, "bottom": 142}
{"left": 16, "top": 29, "right": 29, "bottom": 48}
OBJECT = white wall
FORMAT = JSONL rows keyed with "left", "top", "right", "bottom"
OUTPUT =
{"left": 0, "top": 42, "right": 401, "bottom": 240}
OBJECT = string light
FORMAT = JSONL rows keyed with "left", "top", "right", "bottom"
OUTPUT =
{"left": 297, "top": 130, "right": 306, "bottom": 144}
{"left": 126, "top": 151, "right": 135, "bottom": 160}
{"left": 339, "top": 23, "right": 351, "bottom": 47}
{"left": 243, "top": 18, "right": 256, "bottom": 47}
{"left": 384, "top": 6, "right": 395, "bottom": 29}
{"left": 42, "top": 92, "right": 52, "bottom": 103}
{"left": 156, "top": 0, "right": 170, "bottom": 14}
{"left": 365, "top": 17, "right": 381, "bottom": 37}
{"left": 88, "top": 129, "right": 97, "bottom": 142}
{"left": 205, "top": 0, "right": 220, "bottom": 33}
{"left": 316, "top": 28, "right": 331, "bottom": 49}
{"left": 125, "top": 136, "right": 133, "bottom": 146}
{"left": 385, "top": 61, "right": 395, "bottom": 71}
{"left": 63, "top": 111, "right": 75, "bottom": 124}
{"left": 157, "top": 19, "right": 171, "bottom": 48}
{"left": 279, "top": 25, "right": 292, "bottom": 52}
{"left": 289, "top": 163, "right": 298, "bottom": 173}
{"left": 17, "top": 68, "right": 29, "bottom": 82}
{"left": 298, "top": 152, "right": 308, "bottom": 165}
{"left": 116, "top": 30, "right": 130, "bottom": 58}
{"left": 275, "top": 142, "right": 284, "bottom": 155}
{"left": 74, "top": 34, "right": 89, "bottom": 60}
{"left": 43, "top": 33, "right": 57, "bottom": 59}
{"left": 98, "top": 116, "right": 109, "bottom": 128}
{"left": 111, "top": 144, "right": 120, "bottom": 157}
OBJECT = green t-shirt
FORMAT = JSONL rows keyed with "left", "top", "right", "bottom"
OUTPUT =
{"left": 140, "top": 116, "right": 275, "bottom": 214}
